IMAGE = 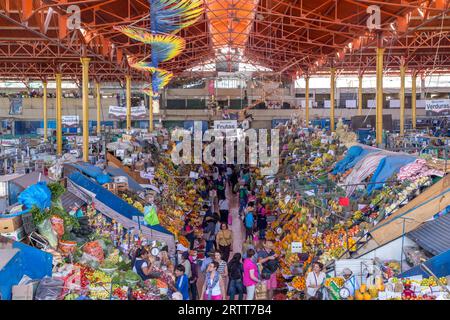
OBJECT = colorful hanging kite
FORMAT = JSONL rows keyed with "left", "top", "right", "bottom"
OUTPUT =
{"left": 115, "top": 0, "right": 203, "bottom": 102}
{"left": 150, "top": 0, "right": 204, "bottom": 34}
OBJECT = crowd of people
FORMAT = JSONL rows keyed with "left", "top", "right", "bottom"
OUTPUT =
{"left": 129, "top": 163, "right": 364, "bottom": 300}
{"left": 128, "top": 164, "right": 286, "bottom": 300}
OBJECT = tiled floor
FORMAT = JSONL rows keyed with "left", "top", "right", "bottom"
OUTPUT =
{"left": 196, "top": 183, "right": 245, "bottom": 299}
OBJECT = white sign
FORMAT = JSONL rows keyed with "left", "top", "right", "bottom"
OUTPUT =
{"left": 189, "top": 171, "right": 199, "bottom": 179}
{"left": 116, "top": 149, "right": 125, "bottom": 158}
{"left": 426, "top": 99, "right": 450, "bottom": 112}
{"left": 390, "top": 100, "right": 400, "bottom": 109}
{"left": 109, "top": 105, "right": 147, "bottom": 119}
{"left": 346, "top": 100, "right": 357, "bottom": 109}
{"left": 284, "top": 195, "right": 291, "bottom": 204}
{"left": 291, "top": 242, "right": 303, "bottom": 253}
{"left": 367, "top": 100, "right": 376, "bottom": 109}
{"left": 416, "top": 100, "right": 426, "bottom": 109}
{"left": 324, "top": 100, "right": 331, "bottom": 109}
{"left": 214, "top": 120, "right": 238, "bottom": 130}
{"left": 62, "top": 115, "right": 79, "bottom": 127}
{"left": 300, "top": 100, "right": 314, "bottom": 108}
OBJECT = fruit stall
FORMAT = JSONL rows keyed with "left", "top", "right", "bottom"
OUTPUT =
{"left": 255, "top": 120, "right": 447, "bottom": 300}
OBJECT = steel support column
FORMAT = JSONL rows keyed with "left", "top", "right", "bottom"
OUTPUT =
{"left": 400, "top": 61, "right": 406, "bottom": 136}
{"left": 43, "top": 81, "right": 48, "bottom": 141}
{"left": 81, "top": 57, "right": 91, "bottom": 162}
{"left": 305, "top": 76, "right": 310, "bottom": 126}
{"left": 330, "top": 68, "right": 336, "bottom": 132}
{"left": 126, "top": 75, "right": 132, "bottom": 131}
{"left": 55, "top": 73, "right": 62, "bottom": 156}
{"left": 412, "top": 72, "right": 417, "bottom": 130}
{"left": 149, "top": 98, "right": 154, "bottom": 132}
{"left": 96, "top": 81, "right": 101, "bottom": 135}
{"left": 376, "top": 46, "right": 385, "bottom": 145}
{"left": 358, "top": 75, "right": 363, "bottom": 116}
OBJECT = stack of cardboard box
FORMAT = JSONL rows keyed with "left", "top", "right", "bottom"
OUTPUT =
{"left": 0, "top": 215, "right": 25, "bottom": 241}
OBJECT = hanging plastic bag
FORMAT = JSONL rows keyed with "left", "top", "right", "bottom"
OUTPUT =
{"left": 255, "top": 282, "right": 268, "bottom": 300}
{"left": 50, "top": 216, "right": 65, "bottom": 237}
{"left": 83, "top": 241, "right": 104, "bottom": 262}
{"left": 18, "top": 182, "right": 52, "bottom": 211}
{"left": 34, "top": 277, "right": 65, "bottom": 300}
{"left": 37, "top": 218, "right": 58, "bottom": 248}
{"left": 144, "top": 205, "right": 159, "bottom": 226}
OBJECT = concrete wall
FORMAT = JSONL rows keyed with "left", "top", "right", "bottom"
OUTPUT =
{"left": 0, "top": 97, "right": 118, "bottom": 121}
{"left": 0, "top": 97, "right": 428, "bottom": 122}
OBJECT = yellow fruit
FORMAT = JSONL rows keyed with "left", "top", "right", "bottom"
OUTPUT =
{"left": 355, "top": 291, "right": 363, "bottom": 300}
{"left": 359, "top": 284, "right": 367, "bottom": 293}
{"left": 363, "top": 292, "right": 372, "bottom": 300}
{"left": 368, "top": 287, "right": 378, "bottom": 298}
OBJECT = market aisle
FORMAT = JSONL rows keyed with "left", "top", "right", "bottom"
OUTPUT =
{"left": 195, "top": 182, "right": 245, "bottom": 300}
{"left": 228, "top": 183, "right": 244, "bottom": 255}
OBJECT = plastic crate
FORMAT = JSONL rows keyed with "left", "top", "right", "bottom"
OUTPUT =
{"left": 21, "top": 212, "right": 36, "bottom": 234}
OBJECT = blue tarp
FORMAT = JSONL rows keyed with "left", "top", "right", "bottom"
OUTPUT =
{"left": 400, "top": 249, "right": 450, "bottom": 279}
{"left": 71, "top": 162, "right": 112, "bottom": 184}
{"left": 367, "top": 155, "right": 416, "bottom": 194}
{"left": 68, "top": 172, "right": 172, "bottom": 235}
{"left": 332, "top": 146, "right": 375, "bottom": 174}
{"left": 0, "top": 237, "right": 53, "bottom": 300}
{"left": 17, "top": 182, "right": 52, "bottom": 213}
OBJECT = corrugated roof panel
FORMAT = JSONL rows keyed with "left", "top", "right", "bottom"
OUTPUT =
{"left": 408, "top": 213, "right": 450, "bottom": 256}
{"left": 60, "top": 191, "right": 86, "bottom": 211}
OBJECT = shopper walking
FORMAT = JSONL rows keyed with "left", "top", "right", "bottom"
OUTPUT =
{"left": 203, "top": 216, "right": 216, "bottom": 255}
{"left": 200, "top": 261, "right": 226, "bottom": 300}
{"left": 256, "top": 206, "right": 268, "bottom": 240}
{"left": 218, "top": 198, "right": 230, "bottom": 224}
{"left": 215, "top": 174, "right": 226, "bottom": 200}
{"left": 238, "top": 182, "right": 249, "bottom": 216}
{"left": 257, "top": 240, "right": 279, "bottom": 300}
{"left": 227, "top": 253, "right": 244, "bottom": 300}
{"left": 180, "top": 251, "right": 192, "bottom": 280}
{"left": 244, "top": 205, "right": 255, "bottom": 243}
{"left": 214, "top": 251, "right": 229, "bottom": 278}
{"left": 216, "top": 223, "right": 233, "bottom": 262}
{"left": 175, "top": 265, "right": 190, "bottom": 300}
{"left": 189, "top": 253, "right": 199, "bottom": 300}
{"left": 183, "top": 218, "right": 196, "bottom": 249}
{"left": 243, "top": 249, "right": 259, "bottom": 300}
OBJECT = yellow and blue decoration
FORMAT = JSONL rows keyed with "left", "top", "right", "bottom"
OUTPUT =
{"left": 115, "top": 0, "right": 204, "bottom": 100}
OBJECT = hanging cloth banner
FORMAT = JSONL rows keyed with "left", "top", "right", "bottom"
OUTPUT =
{"left": 9, "top": 97, "right": 23, "bottom": 115}
{"left": 108, "top": 105, "right": 147, "bottom": 120}
{"left": 208, "top": 79, "right": 215, "bottom": 96}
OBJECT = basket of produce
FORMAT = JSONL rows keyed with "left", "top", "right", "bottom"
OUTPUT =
{"left": 99, "top": 260, "right": 118, "bottom": 274}
{"left": 59, "top": 240, "right": 78, "bottom": 254}
{"left": 84, "top": 240, "right": 105, "bottom": 262}
{"left": 124, "top": 270, "right": 141, "bottom": 287}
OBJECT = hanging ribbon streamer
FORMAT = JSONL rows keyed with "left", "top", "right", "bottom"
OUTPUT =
{"left": 115, "top": 0, "right": 204, "bottom": 112}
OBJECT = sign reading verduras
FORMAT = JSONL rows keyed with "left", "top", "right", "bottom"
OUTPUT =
{"left": 214, "top": 120, "right": 238, "bottom": 130}
{"left": 108, "top": 105, "right": 147, "bottom": 120}
{"left": 425, "top": 100, "right": 450, "bottom": 113}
